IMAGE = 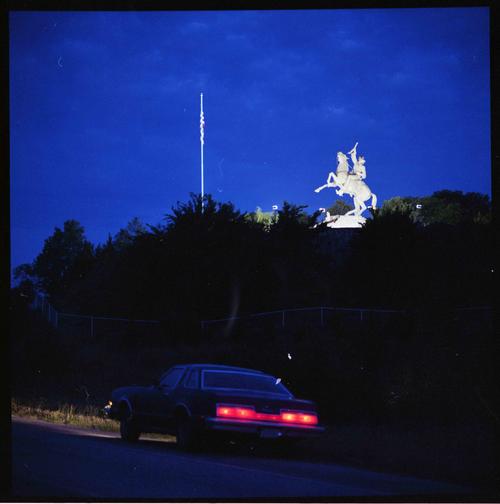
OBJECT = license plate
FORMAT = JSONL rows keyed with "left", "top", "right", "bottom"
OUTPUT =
{"left": 260, "top": 428, "right": 283, "bottom": 439}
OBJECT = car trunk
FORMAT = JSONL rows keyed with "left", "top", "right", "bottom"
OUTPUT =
{"left": 210, "top": 390, "right": 317, "bottom": 416}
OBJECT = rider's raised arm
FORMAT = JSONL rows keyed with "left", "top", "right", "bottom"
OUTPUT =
{"left": 350, "top": 149, "right": 357, "bottom": 166}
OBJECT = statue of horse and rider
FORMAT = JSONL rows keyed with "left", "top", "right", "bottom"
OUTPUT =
{"left": 315, "top": 142, "right": 377, "bottom": 217}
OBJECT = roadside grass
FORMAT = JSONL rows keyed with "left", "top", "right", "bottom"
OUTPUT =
{"left": 11, "top": 398, "right": 175, "bottom": 442}
{"left": 12, "top": 398, "right": 118, "bottom": 432}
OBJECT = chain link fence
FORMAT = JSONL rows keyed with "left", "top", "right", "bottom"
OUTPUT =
{"left": 30, "top": 292, "right": 491, "bottom": 345}
{"left": 200, "top": 306, "right": 408, "bottom": 339}
{"left": 30, "top": 293, "right": 162, "bottom": 341}
{"left": 200, "top": 305, "right": 492, "bottom": 348}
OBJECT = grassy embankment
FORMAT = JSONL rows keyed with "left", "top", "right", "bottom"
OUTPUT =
{"left": 11, "top": 398, "right": 177, "bottom": 442}
{"left": 11, "top": 398, "right": 117, "bottom": 432}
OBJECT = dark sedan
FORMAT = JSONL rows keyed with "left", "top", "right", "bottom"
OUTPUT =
{"left": 105, "top": 363, "right": 324, "bottom": 450}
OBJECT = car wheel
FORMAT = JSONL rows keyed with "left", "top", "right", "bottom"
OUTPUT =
{"left": 119, "top": 405, "right": 141, "bottom": 442}
{"left": 176, "top": 415, "right": 200, "bottom": 451}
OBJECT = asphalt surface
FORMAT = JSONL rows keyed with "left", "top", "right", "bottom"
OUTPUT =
{"left": 11, "top": 416, "right": 476, "bottom": 499}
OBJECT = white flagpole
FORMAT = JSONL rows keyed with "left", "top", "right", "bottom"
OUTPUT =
{"left": 200, "top": 93, "right": 205, "bottom": 209}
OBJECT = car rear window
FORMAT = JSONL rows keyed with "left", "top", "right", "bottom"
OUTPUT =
{"left": 202, "top": 371, "right": 291, "bottom": 396}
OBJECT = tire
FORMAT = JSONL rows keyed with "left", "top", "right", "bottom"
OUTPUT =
{"left": 176, "top": 415, "right": 200, "bottom": 451}
{"left": 119, "top": 404, "right": 141, "bottom": 442}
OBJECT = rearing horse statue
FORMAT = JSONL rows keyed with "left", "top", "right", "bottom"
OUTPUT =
{"left": 315, "top": 145, "right": 377, "bottom": 217}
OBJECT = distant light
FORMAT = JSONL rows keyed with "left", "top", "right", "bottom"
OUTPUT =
{"left": 287, "top": 353, "right": 292, "bottom": 360}
{"left": 491, "top": 269, "right": 494, "bottom": 273}
{"left": 272, "top": 205, "right": 278, "bottom": 211}
{"left": 275, "top": 378, "right": 282, "bottom": 385}
{"left": 416, "top": 204, "right": 422, "bottom": 209}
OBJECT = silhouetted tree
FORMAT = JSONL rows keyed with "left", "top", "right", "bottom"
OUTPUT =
{"left": 343, "top": 211, "right": 421, "bottom": 308}
{"left": 327, "top": 200, "right": 354, "bottom": 216}
{"left": 113, "top": 217, "right": 147, "bottom": 251}
{"left": 381, "top": 190, "right": 491, "bottom": 226}
{"left": 244, "top": 207, "right": 278, "bottom": 231}
{"left": 32, "top": 220, "right": 94, "bottom": 302}
{"left": 160, "top": 194, "right": 269, "bottom": 322}
{"left": 267, "top": 202, "right": 325, "bottom": 307}
{"left": 12, "top": 263, "right": 36, "bottom": 306}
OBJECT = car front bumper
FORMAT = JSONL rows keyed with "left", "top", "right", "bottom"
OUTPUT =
{"left": 204, "top": 417, "right": 325, "bottom": 438}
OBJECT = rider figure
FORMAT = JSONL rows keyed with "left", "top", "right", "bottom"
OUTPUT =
{"left": 350, "top": 143, "right": 366, "bottom": 180}
{"left": 337, "top": 143, "right": 366, "bottom": 196}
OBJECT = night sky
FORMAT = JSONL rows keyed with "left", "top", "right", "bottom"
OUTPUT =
{"left": 10, "top": 8, "right": 491, "bottom": 270}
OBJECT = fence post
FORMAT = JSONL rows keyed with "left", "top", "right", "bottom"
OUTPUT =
{"left": 360, "top": 310, "right": 364, "bottom": 322}
{"left": 282, "top": 310, "right": 285, "bottom": 328}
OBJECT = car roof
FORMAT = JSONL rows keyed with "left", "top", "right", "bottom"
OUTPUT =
{"left": 175, "top": 363, "right": 267, "bottom": 374}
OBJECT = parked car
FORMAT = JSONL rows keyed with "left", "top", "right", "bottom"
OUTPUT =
{"left": 105, "top": 363, "right": 324, "bottom": 450}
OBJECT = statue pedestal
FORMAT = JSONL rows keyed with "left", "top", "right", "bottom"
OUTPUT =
{"left": 324, "top": 214, "right": 366, "bottom": 228}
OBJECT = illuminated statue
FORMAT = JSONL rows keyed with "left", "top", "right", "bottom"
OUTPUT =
{"left": 315, "top": 142, "right": 377, "bottom": 219}
{"left": 348, "top": 142, "right": 366, "bottom": 180}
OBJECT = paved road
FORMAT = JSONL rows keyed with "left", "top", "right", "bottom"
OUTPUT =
{"left": 11, "top": 416, "right": 474, "bottom": 499}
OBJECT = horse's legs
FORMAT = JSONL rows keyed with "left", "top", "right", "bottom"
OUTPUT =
{"left": 345, "top": 198, "right": 358, "bottom": 216}
{"left": 357, "top": 199, "right": 367, "bottom": 215}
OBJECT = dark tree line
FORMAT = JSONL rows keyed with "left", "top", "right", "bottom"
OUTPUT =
{"left": 13, "top": 190, "right": 492, "bottom": 327}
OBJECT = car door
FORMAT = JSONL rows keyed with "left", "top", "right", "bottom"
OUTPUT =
{"left": 171, "top": 367, "right": 201, "bottom": 415}
{"left": 147, "top": 367, "right": 187, "bottom": 428}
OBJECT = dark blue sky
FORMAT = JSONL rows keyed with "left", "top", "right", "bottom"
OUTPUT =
{"left": 10, "top": 8, "right": 491, "bottom": 269}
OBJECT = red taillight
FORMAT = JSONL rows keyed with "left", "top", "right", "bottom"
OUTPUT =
{"left": 216, "top": 404, "right": 318, "bottom": 426}
{"left": 281, "top": 411, "right": 318, "bottom": 425}
{"left": 216, "top": 405, "right": 256, "bottom": 420}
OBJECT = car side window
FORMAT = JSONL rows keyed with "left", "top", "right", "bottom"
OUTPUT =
{"left": 160, "top": 368, "right": 185, "bottom": 390}
{"left": 184, "top": 369, "right": 199, "bottom": 389}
